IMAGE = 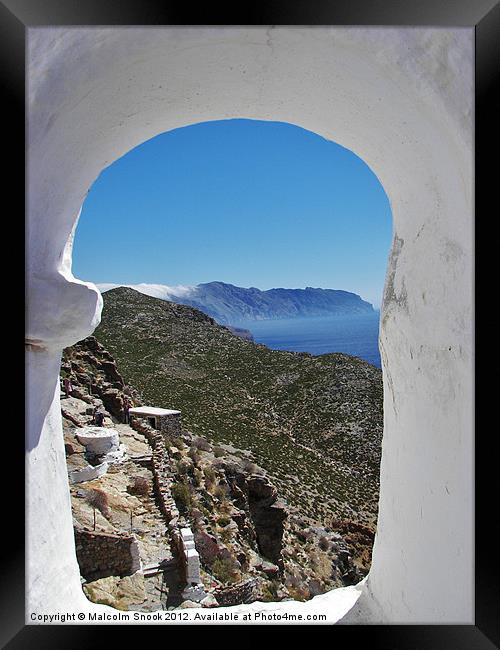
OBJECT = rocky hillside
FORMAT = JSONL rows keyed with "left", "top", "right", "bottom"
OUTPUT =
{"left": 100, "top": 281, "right": 374, "bottom": 324}
{"left": 61, "top": 338, "right": 374, "bottom": 609}
{"left": 93, "top": 287, "right": 383, "bottom": 527}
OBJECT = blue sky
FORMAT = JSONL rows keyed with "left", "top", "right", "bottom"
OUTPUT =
{"left": 73, "top": 119, "right": 392, "bottom": 308}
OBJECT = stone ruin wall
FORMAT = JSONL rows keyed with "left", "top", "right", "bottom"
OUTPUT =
{"left": 129, "top": 417, "right": 207, "bottom": 592}
{"left": 213, "top": 578, "right": 257, "bottom": 607}
{"left": 128, "top": 416, "right": 180, "bottom": 526}
{"left": 75, "top": 527, "right": 141, "bottom": 582}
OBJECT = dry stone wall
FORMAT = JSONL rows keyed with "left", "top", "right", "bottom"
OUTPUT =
{"left": 128, "top": 417, "right": 204, "bottom": 592}
{"left": 74, "top": 527, "right": 141, "bottom": 582}
{"left": 213, "top": 578, "right": 257, "bottom": 607}
{"left": 128, "top": 417, "right": 180, "bottom": 525}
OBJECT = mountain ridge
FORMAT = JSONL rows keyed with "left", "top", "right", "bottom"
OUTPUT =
{"left": 97, "top": 281, "right": 374, "bottom": 325}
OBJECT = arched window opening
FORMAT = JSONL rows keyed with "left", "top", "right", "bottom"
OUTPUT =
{"left": 62, "top": 118, "right": 391, "bottom": 610}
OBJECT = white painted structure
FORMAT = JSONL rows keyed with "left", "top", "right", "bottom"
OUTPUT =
{"left": 68, "top": 461, "right": 108, "bottom": 485}
{"left": 129, "top": 407, "right": 181, "bottom": 418}
{"left": 75, "top": 426, "right": 119, "bottom": 456}
{"left": 180, "top": 528, "right": 194, "bottom": 543}
{"left": 26, "top": 27, "right": 473, "bottom": 623}
{"left": 75, "top": 425, "right": 126, "bottom": 465}
{"left": 129, "top": 406, "right": 181, "bottom": 431}
{"left": 185, "top": 549, "right": 202, "bottom": 586}
{"left": 180, "top": 527, "right": 202, "bottom": 590}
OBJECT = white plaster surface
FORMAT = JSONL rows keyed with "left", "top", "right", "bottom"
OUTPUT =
{"left": 75, "top": 426, "right": 119, "bottom": 455}
{"left": 182, "top": 585, "right": 208, "bottom": 603}
{"left": 27, "top": 27, "right": 473, "bottom": 624}
{"left": 68, "top": 461, "right": 108, "bottom": 484}
{"left": 101, "top": 444, "right": 127, "bottom": 465}
{"left": 186, "top": 567, "right": 201, "bottom": 584}
{"left": 180, "top": 528, "right": 194, "bottom": 542}
{"left": 129, "top": 407, "right": 181, "bottom": 417}
{"left": 181, "top": 528, "right": 202, "bottom": 584}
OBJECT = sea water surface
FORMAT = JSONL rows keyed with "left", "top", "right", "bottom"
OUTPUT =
{"left": 235, "top": 312, "right": 381, "bottom": 368}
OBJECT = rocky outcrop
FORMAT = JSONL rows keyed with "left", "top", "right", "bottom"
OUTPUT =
{"left": 61, "top": 336, "right": 142, "bottom": 422}
{"left": 249, "top": 498, "right": 287, "bottom": 568}
{"left": 226, "top": 469, "right": 288, "bottom": 568}
{"left": 101, "top": 388, "right": 126, "bottom": 419}
{"left": 225, "top": 326, "right": 254, "bottom": 341}
{"left": 193, "top": 529, "right": 221, "bottom": 566}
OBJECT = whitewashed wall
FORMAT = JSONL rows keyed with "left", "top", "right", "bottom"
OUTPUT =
{"left": 26, "top": 27, "right": 473, "bottom": 623}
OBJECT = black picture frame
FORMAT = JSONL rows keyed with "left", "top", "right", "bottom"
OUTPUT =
{"left": 10, "top": 0, "right": 496, "bottom": 645}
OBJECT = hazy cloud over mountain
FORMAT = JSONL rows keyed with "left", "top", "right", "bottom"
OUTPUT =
{"left": 97, "top": 281, "right": 374, "bottom": 325}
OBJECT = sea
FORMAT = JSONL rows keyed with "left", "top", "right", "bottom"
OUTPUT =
{"left": 234, "top": 311, "right": 381, "bottom": 368}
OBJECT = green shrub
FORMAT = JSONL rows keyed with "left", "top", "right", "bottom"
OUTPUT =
{"left": 171, "top": 482, "right": 192, "bottom": 512}
{"left": 193, "top": 436, "right": 212, "bottom": 452}
{"left": 241, "top": 460, "right": 258, "bottom": 474}
{"left": 211, "top": 556, "right": 238, "bottom": 584}
{"left": 167, "top": 435, "right": 184, "bottom": 450}
{"left": 287, "top": 584, "right": 309, "bottom": 602}
{"left": 188, "top": 447, "right": 201, "bottom": 465}
{"left": 203, "top": 467, "right": 216, "bottom": 485}
{"left": 218, "top": 498, "right": 232, "bottom": 514}
{"left": 176, "top": 460, "right": 190, "bottom": 476}
{"left": 213, "top": 484, "right": 228, "bottom": 499}
{"left": 192, "top": 467, "right": 203, "bottom": 487}
{"left": 261, "top": 579, "right": 281, "bottom": 602}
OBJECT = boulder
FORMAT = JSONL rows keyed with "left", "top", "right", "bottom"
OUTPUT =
{"left": 71, "top": 387, "right": 93, "bottom": 404}
{"left": 194, "top": 529, "right": 221, "bottom": 566}
{"left": 232, "top": 509, "right": 255, "bottom": 542}
{"left": 168, "top": 446, "right": 183, "bottom": 459}
{"left": 99, "top": 360, "right": 124, "bottom": 386}
{"left": 101, "top": 388, "right": 124, "bottom": 418}
{"left": 227, "top": 480, "right": 247, "bottom": 509}
{"left": 83, "top": 572, "right": 146, "bottom": 610}
{"left": 200, "top": 593, "right": 219, "bottom": 608}
{"left": 259, "top": 560, "right": 280, "bottom": 577}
